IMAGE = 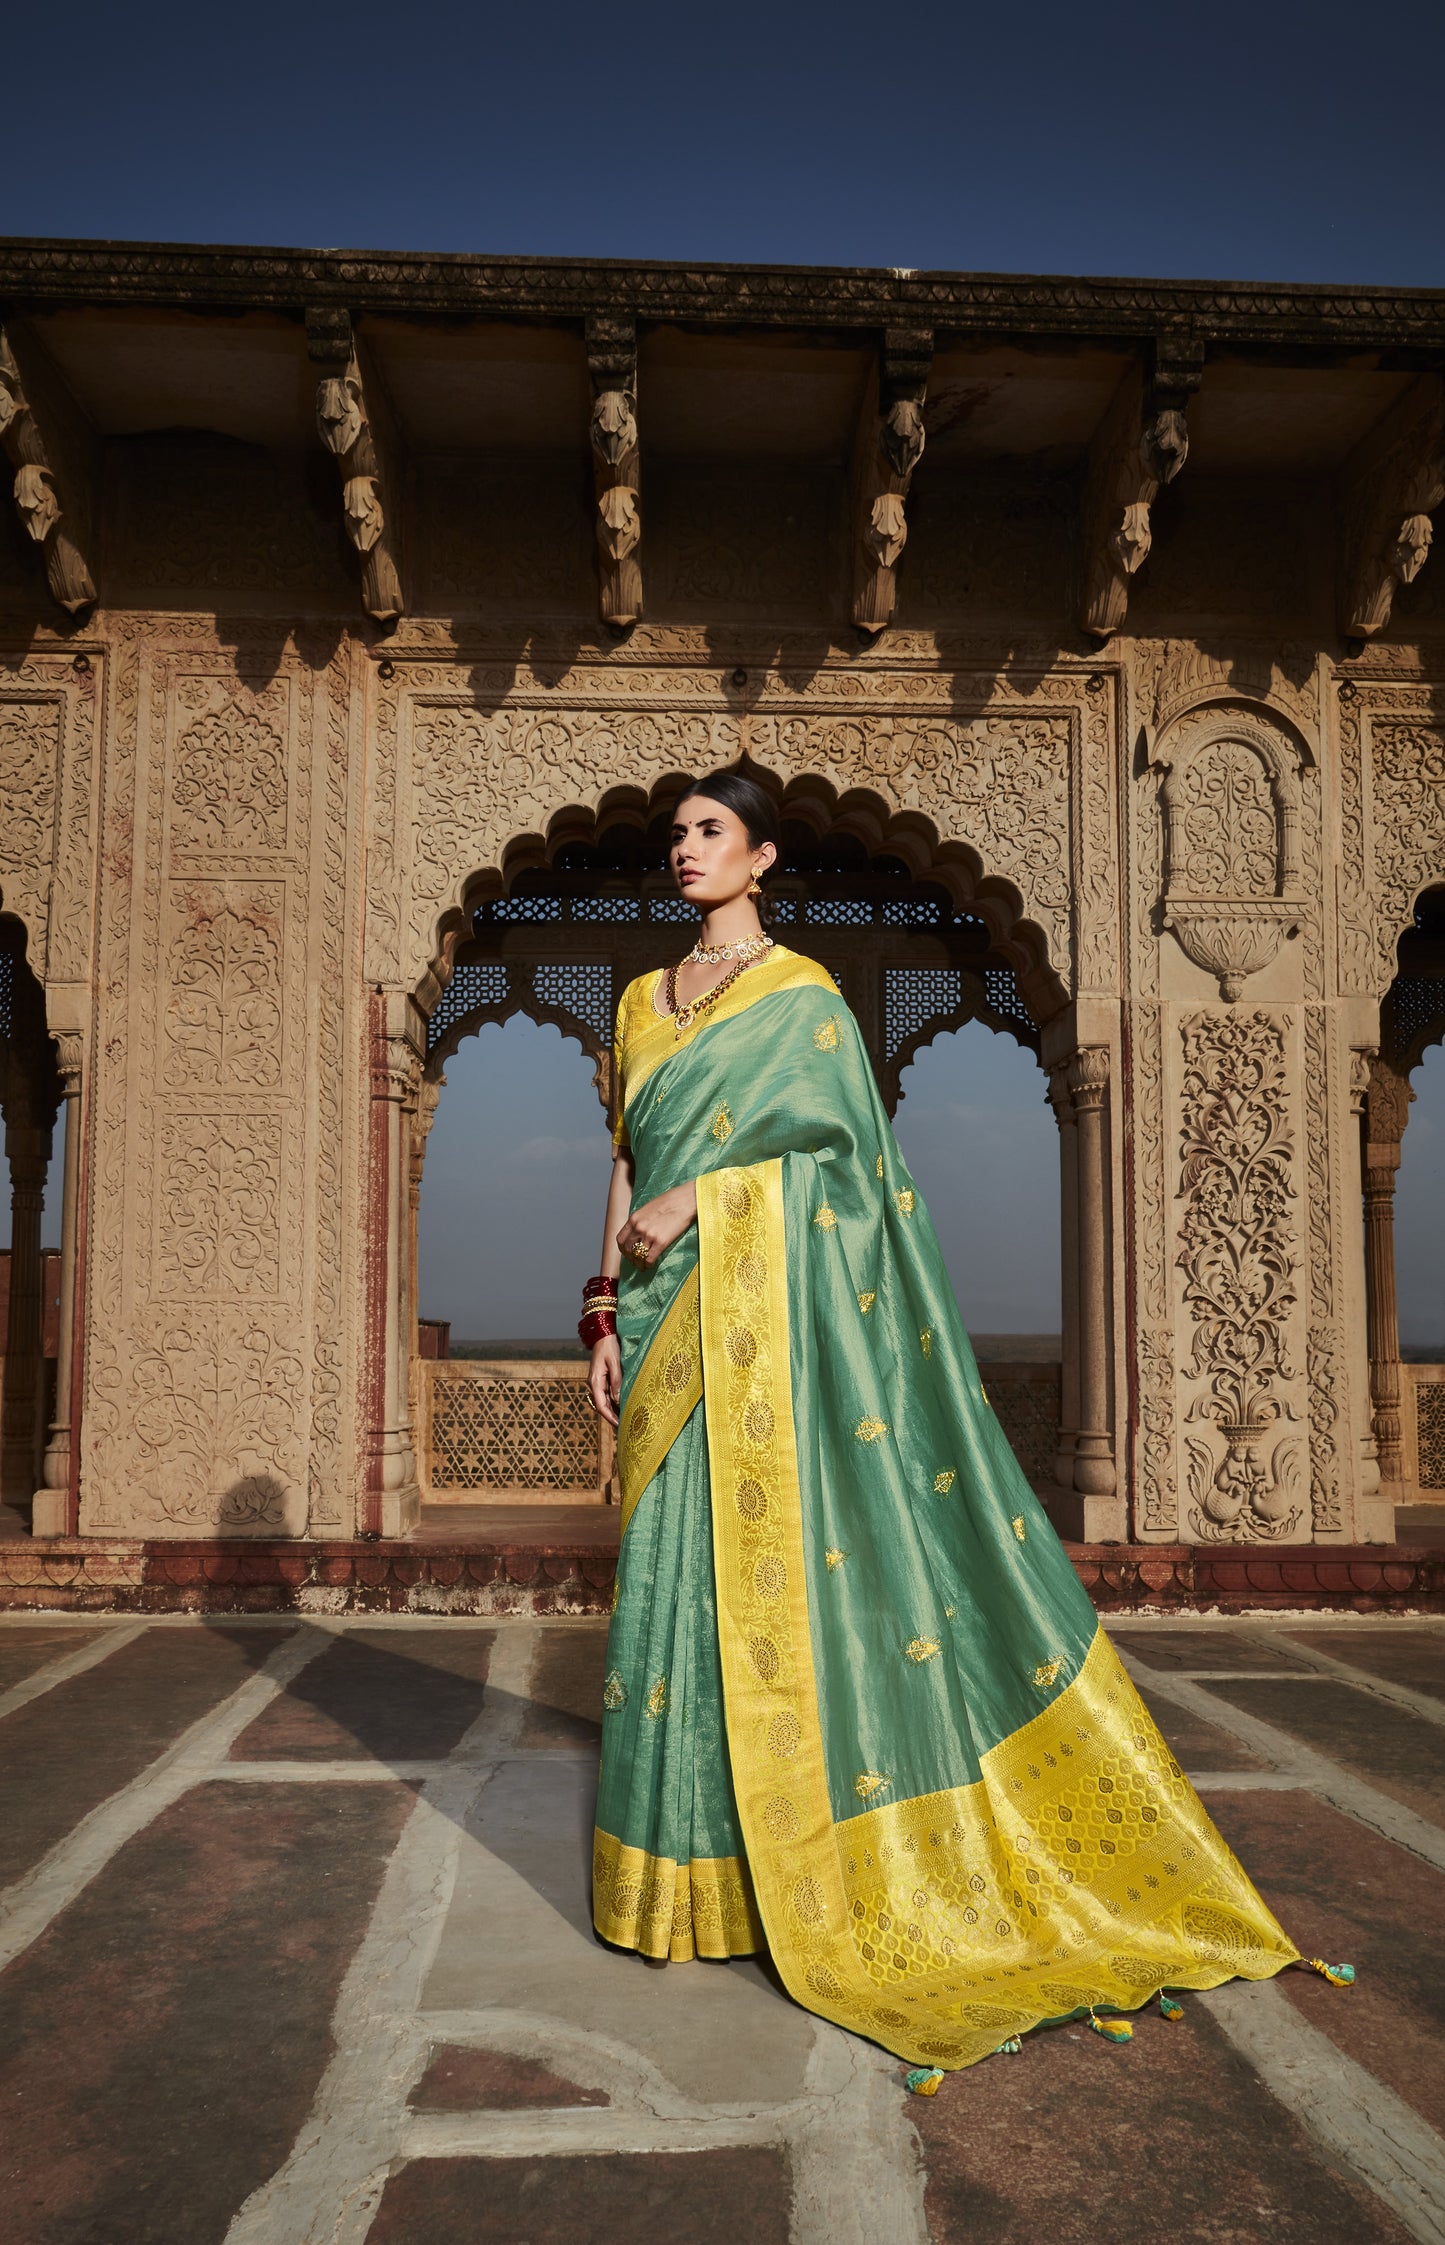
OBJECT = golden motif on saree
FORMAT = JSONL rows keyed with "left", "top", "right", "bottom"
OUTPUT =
{"left": 857, "top": 1291, "right": 876, "bottom": 1313}
{"left": 1012, "top": 1515, "right": 1027, "bottom": 1542}
{"left": 894, "top": 1188, "right": 916, "bottom": 1216}
{"left": 904, "top": 1637, "right": 943, "bottom": 1664}
{"left": 854, "top": 1771, "right": 892, "bottom": 1800}
{"left": 933, "top": 1469, "right": 957, "bottom": 1494}
{"left": 645, "top": 1676, "right": 669, "bottom": 1719}
{"left": 603, "top": 1671, "right": 627, "bottom": 1710}
{"left": 824, "top": 1547, "right": 849, "bottom": 1570}
{"left": 813, "top": 1016, "right": 842, "bottom": 1051}
{"left": 855, "top": 1416, "right": 889, "bottom": 1442}
{"left": 920, "top": 1327, "right": 933, "bottom": 1357}
{"left": 592, "top": 1829, "right": 764, "bottom": 1961}
{"left": 813, "top": 1204, "right": 838, "bottom": 1230}
{"left": 1033, "top": 1657, "right": 1067, "bottom": 1690}
{"left": 711, "top": 1104, "right": 734, "bottom": 1142}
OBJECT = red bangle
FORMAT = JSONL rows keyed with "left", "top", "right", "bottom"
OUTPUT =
{"left": 579, "top": 1308, "right": 618, "bottom": 1349}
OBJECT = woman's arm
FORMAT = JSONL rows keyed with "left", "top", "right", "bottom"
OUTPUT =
{"left": 587, "top": 1148, "right": 634, "bottom": 1426}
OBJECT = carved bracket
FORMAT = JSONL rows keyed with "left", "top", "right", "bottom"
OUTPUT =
{"left": 1338, "top": 373, "right": 1445, "bottom": 639}
{"left": 0, "top": 323, "right": 98, "bottom": 613}
{"left": 586, "top": 314, "right": 641, "bottom": 630}
{"left": 307, "top": 308, "right": 405, "bottom": 624}
{"left": 852, "top": 327, "right": 932, "bottom": 634}
{"left": 1079, "top": 339, "right": 1202, "bottom": 640}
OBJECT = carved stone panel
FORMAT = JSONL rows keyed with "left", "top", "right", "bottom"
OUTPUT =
{"left": 1171, "top": 1009, "right": 1306, "bottom": 1541}
{"left": 0, "top": 696, "right": 59, "bottom": 958}
{"left": 79, "top": 628, "right": 356, "bottom": 1537}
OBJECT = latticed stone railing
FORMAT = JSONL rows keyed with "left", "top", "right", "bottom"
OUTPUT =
{"left": 419, "top": 1359, "right": 616, "bottom": 1502}
{"left": 418, "top": 1355, "right": 1058, "bottom": 1502}
{"left": 1402, "top": 1363, "right": 1445, "bottom": 1505}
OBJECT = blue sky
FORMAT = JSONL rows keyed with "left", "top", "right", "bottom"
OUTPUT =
{"left": 6, "top": 0, "right": 1445, "bottom": 284}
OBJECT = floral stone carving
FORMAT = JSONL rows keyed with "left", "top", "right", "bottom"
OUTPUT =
{"left": 1176, "top": 1010, "right": 1304, "bottom": 1541}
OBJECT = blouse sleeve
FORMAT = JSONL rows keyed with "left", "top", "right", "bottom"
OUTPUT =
{"left": 611, "top": 979, "right": 635, "bottom": 1150}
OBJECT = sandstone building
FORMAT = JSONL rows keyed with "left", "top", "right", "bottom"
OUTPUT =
{"left": 0, "top": 240, "right": 1442, "bottom": 1558}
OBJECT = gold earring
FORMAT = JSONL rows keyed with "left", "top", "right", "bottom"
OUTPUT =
{"left": 748, "top": 867, "right": 762, "bottom": 898}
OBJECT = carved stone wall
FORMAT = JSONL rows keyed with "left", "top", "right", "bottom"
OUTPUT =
{"left": 0, "top": 477, "right": 1439, "bottom": 1546}
{"left": 73, "top": 624, "right": 359, "bottom": 1537}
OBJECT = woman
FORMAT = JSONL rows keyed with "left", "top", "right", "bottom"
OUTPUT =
{"left": 581, "top": 769, "right": 1302, "bottom": 2075}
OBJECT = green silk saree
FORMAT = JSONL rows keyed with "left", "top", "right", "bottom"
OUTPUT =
{"left": 593, "top": 946, "right": 1298, "bottom": 2071}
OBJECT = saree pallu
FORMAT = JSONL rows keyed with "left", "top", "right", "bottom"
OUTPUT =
{"left": 593, "top": 947, "right": 1298, "bottom": 2070}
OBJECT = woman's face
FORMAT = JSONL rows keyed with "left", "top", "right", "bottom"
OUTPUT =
{"left": 669, "top": 795, "right": 775, "bottom": 909}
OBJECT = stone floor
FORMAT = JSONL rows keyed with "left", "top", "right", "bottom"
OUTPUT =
{"left": 1, "top": 1612, "right": 1442, "bottom": 2245}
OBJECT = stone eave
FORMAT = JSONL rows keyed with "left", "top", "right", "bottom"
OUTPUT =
{"left": 2, "top": 235, "right": 1445, "bottom": 355}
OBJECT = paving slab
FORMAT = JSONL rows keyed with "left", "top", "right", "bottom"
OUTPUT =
{"left": 0, "top": 1622, "right": 109, "bottom": 1695}
{"left": 229, "top": 1625, "right": 493, "bottom": 1762}
{"left": 1111, "top": 1627, "right": 1316, "bottom": 1673}
{"left": 520, "top": 1618, "right": 608, "bottom": 1751}
{"left": 409, "top": 2044, "right": 610, "bottom": 2110}
{"left": 1285, "top": 1627, "right": 1445, "bottom": 1704}
{"left": 911, "top": 1997, "right": 1415, "bottom": 2244}
{"left": 0, "top": 1778, "right": 415, "bottom": 2245}
{"left": 424, "top": 1752, "right": 819, "bottom": 2107}
{"left": 1207, "top": 1787, "right": 1445, "bottom": 2138}
{"left": 367, "top": 2147, "right": 793, "bottom": 2244}
{"left": 1202, "top": 1677, "right": 1445, "bottom": 1827}
{"left": 0, "top": 1623, "right": 291, "bottom": 1887}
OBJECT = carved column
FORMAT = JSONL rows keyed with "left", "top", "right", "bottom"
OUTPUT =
{"left": 586, "top": 315, "right": 642, "bottom": 630}
{"left": 408, "top": 1074, "right": 443, "bottom": 1500}
{"left": 1047, "top": 1063, "right": 1081, "bottom": 1489}
{"left": 1, "top": 1116, "right": 50, "bottom": 1512}
{"left": 1363, "top": 1056, "right": 1411, "bottom": 1487}
{"left": 33, "top": 1034, "right": 82, "bottom": 1536}
{"left": 365, "top": 998, "right": 424, "bottom": 1536}
{"left": 1069, "top": 1048, "right": 1116, "bottom": 1498}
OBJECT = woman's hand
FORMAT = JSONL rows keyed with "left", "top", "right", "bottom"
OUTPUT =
{"left": 617, "top": 1181, "right": 698, "bottom": 1272}
{"left": 588, "top": 1332, "right": 622, "bottom": 1427}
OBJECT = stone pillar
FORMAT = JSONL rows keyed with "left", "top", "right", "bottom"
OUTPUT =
{"left": 1, "top": 1116, "right": 50, "bottom": 1513}
{"left": 1047, "top": 1062, "right": 1081, "bottom": 1490}
{"left": 34, "top": 1035, "right": 82, "bottom": 1536}
{"left": 364, "top": 995, "right": 423, "bottom": 1537}
{"left": 1363, "top": 1057, "right": 1410, "bottom": 1491}
{"left": 1069, "top": 1047, "right": 1116, "bottom": 1503}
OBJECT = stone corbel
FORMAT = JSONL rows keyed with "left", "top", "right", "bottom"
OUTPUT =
{"left": 852, "top": 327, "right": 932, "bottom": 633}
{"left": 1079, "top": 339, "right": 1202, "bottom": 639}
{"left": 1338, "top": 373, "right": 1445, "bottom": 639}
{"left": 307, "top": 307, "right": 406, "bottom": 624}
{"left": 0, "top": 322, "right": 98, "bottom": 614}
{"left": 586, "top": 314, "right": 642, "bottom": 630}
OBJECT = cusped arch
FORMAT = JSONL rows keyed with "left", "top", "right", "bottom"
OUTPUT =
{"left": 416, "top": 760, "right": 1070, "bottom": 1036}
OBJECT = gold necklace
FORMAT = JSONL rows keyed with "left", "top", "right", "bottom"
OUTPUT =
{"left": 685, "top": 932, "right": 773, "bottom": 968}
{"left": 666, "top": 945, "right": 769, "bottom": 1037}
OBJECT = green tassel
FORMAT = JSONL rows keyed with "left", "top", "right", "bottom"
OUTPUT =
{"left": 1159, "top": 1993, "right": 1185, "bottom": 2021}
{"left": 906, "top": 2066, "right": 945, "bottom": 2095}
{"left": 1306, "top": 1958, "right": 1355, "bottom": 1987}
{"left": 994, "top": 2036, "right": 1022, "bottom": 2056}
{"left": 1089, "top": 2009, "right": 1134, "bottom": 2045}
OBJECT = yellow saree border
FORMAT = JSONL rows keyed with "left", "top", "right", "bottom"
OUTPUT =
{"left": 618, "top": 1265, "right": 703, "bottom": 1535}
{"left": 592, "top": 1827, "right": 765, "bottom": 1960}
{"left": 697, "top": 1159, "right": 1299, "bottom": 2071}
{"left": 619, "top": 949, "right": 838, "bottom": 1130}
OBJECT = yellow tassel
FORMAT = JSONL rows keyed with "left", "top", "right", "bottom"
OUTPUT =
{"left": 906, "top": 2066, "right": 945, "bottom": 2095}
{"left": 1305, "top": 1958, "right": 1355, "bottom": 1986}
{"left": 1159, "top": 1993, "right": 1185, "bottom": 2021}
{"left": 1089, "top": 2009, "right": 1133, "bottom": 2044}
